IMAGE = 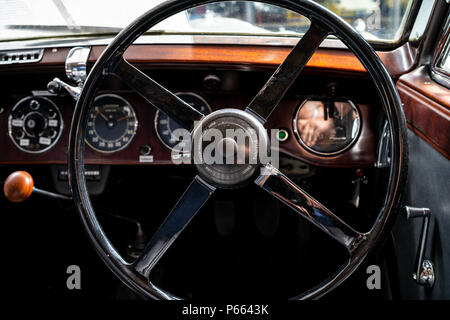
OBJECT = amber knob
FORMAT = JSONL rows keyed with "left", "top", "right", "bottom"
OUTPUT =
{"left": 3, "top": 171, "right": 34, "bottom": 203}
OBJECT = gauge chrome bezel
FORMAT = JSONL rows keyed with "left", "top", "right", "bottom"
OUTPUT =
{"left": 154, "top": 92, "right": 212, "bottom": 151}
{"left": 292, "top": 98, "right": 362, "bottom": 156}
{"left": 8, "top": 96, "right": 64, "bottom": 154}
{"left": 85, "top": 93, "right": 138, "bottom": 154}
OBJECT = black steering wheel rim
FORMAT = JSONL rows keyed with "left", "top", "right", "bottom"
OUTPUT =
{"left": 68, "top": 0, "right": 408, "bottom": 300}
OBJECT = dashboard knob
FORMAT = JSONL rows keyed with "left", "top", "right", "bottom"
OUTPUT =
{"left": 3, "top": 171, "right": 34, "bottom": 203}
{"left": 47, "top": 80, "right": 61, "bottom": 94}
{"left": 139, "top": 145, "right": 152, "bottom": 155}
{"left": 29, "top": 99, "right": 40, "bottom": 110}
{"left": 14, "top": 130, "right": 25, "bottom": 139}
{"left": 203, "top": 74, "right": 221, "bottom": 90}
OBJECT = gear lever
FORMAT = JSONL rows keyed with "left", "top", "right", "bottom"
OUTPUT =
{"left": 3, "top": 171, "right": 71, "bottom": 202}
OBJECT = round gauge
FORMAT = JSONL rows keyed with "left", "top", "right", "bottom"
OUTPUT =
{"left": 293, "top": 99, "right": 361, "bottom": 155}
{"left": 85, "top": 94, "right": 138, "bottom": 153}
{"left": 8, "top": 96, "right": 63, "bottom": 153}
{"left": 155, "top": 92, "right": 212, "bottom": 150}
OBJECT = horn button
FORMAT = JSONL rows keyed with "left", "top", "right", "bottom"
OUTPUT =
{"left": 192, "top": 109, "right": 269, "bottom": 188}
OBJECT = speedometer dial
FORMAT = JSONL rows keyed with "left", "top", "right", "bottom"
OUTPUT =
{"left": 155, "top": 92, "right": 212, "bottom": 150}
{"left": 85, "top": 94, "right": 138, "bottom": 153}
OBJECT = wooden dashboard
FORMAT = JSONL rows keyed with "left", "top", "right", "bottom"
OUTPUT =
{"left": 0, "top": 43, "right": 417, "bottom": 167}
{"left": 397, "top": 66, "right": 450, "bottom": 159}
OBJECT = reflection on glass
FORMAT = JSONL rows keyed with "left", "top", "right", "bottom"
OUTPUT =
{"left": 0, "top": 0, "right": 413, "bottom": 42}
{"left": 294, "top": 100, "right": 360, "bottom": 154}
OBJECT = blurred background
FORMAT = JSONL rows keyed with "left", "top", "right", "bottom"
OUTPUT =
{"left": 0, "top": 0, "right": 412, "bottom": 42}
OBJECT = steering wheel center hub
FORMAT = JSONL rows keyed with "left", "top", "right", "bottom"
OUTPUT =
{"left": 216, "top": 137, "right": 238, "bottom": 158}
{"left": 192, "top": 108, "right": 269, "bottom": 188}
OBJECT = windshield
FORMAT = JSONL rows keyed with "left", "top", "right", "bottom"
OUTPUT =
{"left": 0, "top": 0, "right": 414, "bottom": 43}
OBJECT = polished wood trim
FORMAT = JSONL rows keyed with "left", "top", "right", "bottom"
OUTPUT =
{"left": 40, "top": 48, "right": 70, "bottom": 65}
{"left": 398, "top": 66, "right": 450, "bottom": 109}
{"left": 88, "top": 43, "right": 415, "bottom": 77}
{"left": 0, "top": 43, "right": 415, "bottom": 78}
{"left": 120, "top": 45, "right": 367, "bottom": 73}
{"left": 381, "top": 42, "right": 416, "bottom": 78}
{"left": 397, "top": 77, "right": 450, "bottom": 159}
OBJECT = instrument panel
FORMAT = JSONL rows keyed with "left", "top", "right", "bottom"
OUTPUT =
{"left": 1, "top": 67, "right": 377, "bottom": 167}
{"left": 0, "top": 41, "right": 412, "bottom": 167}
{"left": 2, "top": 90, "right": 375, "bottom": 167}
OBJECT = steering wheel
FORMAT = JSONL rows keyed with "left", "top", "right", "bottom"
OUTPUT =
{"left": 68, "top": 0, "right": 408, "bottom": 299}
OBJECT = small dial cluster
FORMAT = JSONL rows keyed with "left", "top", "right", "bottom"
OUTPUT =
{"left": 8, "top": 96, "right": 63, "bottom": 153}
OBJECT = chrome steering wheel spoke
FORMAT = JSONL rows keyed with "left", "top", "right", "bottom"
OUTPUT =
{"left": 111, "top": 57, "right": 204, "bottom": 130}
{"left": 255, "top": 164, "right": 366, "bottom": 252}
{"left": 245, "top": 23, "right": 329, "bottom": 123}
{"left": 134, "top": 176, "right": 215, "bottom": 278}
